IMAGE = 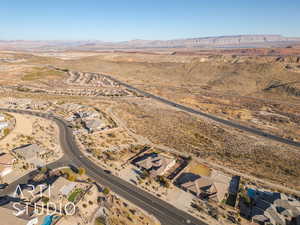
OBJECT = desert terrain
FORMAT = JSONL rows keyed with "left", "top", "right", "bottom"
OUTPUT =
{"left": 0, "top": 48, "right": 299, "bottom": 187}
{"left": 0, "top": 44, "right": 299, "bottom": 225}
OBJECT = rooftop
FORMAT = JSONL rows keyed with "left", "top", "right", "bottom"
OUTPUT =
{"left": 178, "top": 169, "right": 230, "bottom": 201}
{"left": 84, "top": 118, "right": 104, "bottom": 130}
{"left": 50, "top": 176, "right": 77, "bottom": 199}
{"left": 12, "top": 144, "right": 46, "bottom": 161}
{"left": 134, "top": 153, "right": 176, "bottom": 176}
{"left": 60, "top": 182, "right": 76, "bottom": 196}
{"left": 248, "top": 189, "right": 300, "bottom": 224}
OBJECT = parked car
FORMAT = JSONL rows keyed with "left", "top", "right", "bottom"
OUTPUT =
{"left": 0, "top": 196, "right": 10, "bottom": 205}
{"left": 130, "top": 179, "right": 137, "bottom": 185}
{"left": 104, "top": 170, "right": 112, "bottom": 174}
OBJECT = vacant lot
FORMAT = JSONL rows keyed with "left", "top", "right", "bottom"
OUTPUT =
{"left": 21, "top": 67, "right": 65, "bottom": 81}
{"left": 114, "top": 98, "right": 300, "bottom": 190}
{"left": 29, "top": 51, "right": 299, "bottom": 140}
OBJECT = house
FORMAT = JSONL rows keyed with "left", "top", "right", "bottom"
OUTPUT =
{"left": 134, "top": 153, "right": 176, "bottom": 177}
{"left": 61, "top": 103, "right": 83, "bottom": 112}
{"left": 84, "top": 110, "right": 99, "bottom": 118}
{"left": 180, "top": 177, "right": 228, "bottom": 201}
{"left": 12, "top": 144, "right": 46, "bottom": 166}
{"left": 177, "top": 170, "right": 230, "bottom": 202}
{"left": 74, "top": 110, "right": 96, "bottom": 119}
{"left": 66, "top": 115, "right": 76, "bottom": 122}
{"left": 252, "top": 214, "right": 270, "bottom": 224}
{"left": 244, "top": 188, "right": 300, "bottom": 225}
{"left": 180, "top": 176, "right": 215, "bottom": 196}
{"left": 49, "top": 177, "right": 77, "bottom": 200}
{"left": 84, "top": 118, "right": 106, "bottom": 132}
{"left": 0, "top": 153, "right": 14, "bottom": 177}
{"left": 60, "top": 182, "right": 76, "bottom": 196}
{"left": 6, "top": 98, "right": 32, "bottom": 109}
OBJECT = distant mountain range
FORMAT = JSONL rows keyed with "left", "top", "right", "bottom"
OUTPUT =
{"left": 1, "top": 35, "right": 300, "bottom": 51}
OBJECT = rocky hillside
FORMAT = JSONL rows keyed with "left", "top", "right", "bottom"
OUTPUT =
{"left": 120, "top": 35, "right": 300, "bottom": 48}
{"left": 180, "top": 55, "right": 300, "bottom": 97}
{"left": 1, "top": 35, "right": 300, "bottom": 51}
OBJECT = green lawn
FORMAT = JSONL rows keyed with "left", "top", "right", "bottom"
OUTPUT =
{"left": 68, "top": 188, "right": 83, "bottom": 202}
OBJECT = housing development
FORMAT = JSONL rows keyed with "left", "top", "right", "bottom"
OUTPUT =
{"left": 0, "top": 2, "right": 300, "bottom": 225}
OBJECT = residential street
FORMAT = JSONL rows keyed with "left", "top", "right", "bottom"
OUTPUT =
{"left": 0, "top": 108, "right": 207, "bottom": 225}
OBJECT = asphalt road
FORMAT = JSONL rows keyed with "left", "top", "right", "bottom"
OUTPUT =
{"left": 102, "top": 74, "right": 300, "bottom": 148}
{"left": 0, "top": 108, "right": 207, "bottom": 225}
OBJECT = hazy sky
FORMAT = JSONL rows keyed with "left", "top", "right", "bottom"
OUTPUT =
{"left": 1, "top": 0, "right": 299, "bottom": 41}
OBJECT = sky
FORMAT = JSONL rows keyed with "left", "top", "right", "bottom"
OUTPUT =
{"left": 0, "top": 0, "right": 299, "bottom": 41}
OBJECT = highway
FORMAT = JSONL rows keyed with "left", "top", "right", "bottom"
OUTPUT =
{"left": 0, "top": 108, "right": 207, "bottom": 225}
{"left": 102, "top": 74, "right": 300, "bottom": 148}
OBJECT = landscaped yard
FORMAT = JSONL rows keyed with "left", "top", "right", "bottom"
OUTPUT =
{"left": 189, "top": 161, "right": 211, "bottom": 177}
{"left": 68, "top": 188, "right": 83, "bottom": 202}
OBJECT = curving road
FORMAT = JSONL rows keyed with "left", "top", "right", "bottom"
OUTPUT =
{"left": 0, "top": 108, "right": 207, "bottom": 225}
{"left": 101, "top": 74, "right": 300, "bottom": 148}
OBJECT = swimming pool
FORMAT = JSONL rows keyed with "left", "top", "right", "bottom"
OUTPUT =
{"left": 41, "top": 215, "right": 53, "bottom": 225}
{"left": 247, "top": 188, "right": 256, "bottom": 198}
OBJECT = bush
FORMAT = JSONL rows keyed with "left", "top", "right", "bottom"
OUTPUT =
{"left": 41, "top": 196, "right": 49, "bottom": 204}
{"left": 95, "top": 216, "right": 106, "bottom": 225}
{"left": 40, "top": 167, "right": 48, "bottom": 174}
{"left": 17, "top": 87, "right": 30, "bottom": 92}
{"left": 66, "top": 172, "right": 77, "bottom": 182}
{"left": 140, "top": 170, "right": 149, "bottom": 179}
{"left": 78, "top": 167, "right": 86, "bottom": 176}
{"left": 107, "top": 133, "right": 116, "bottom": 138}
{"left": 157, "top": 176, "right": 170, "bottom": 188}
{"left": 103, "top": 187, "right": 110, "bottom": 195}
{"left": 3, "top": 128, "right": 10, "bottom": 136}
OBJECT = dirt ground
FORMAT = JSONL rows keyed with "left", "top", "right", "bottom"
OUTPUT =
{"left": 1, "top": 51, "right": 299, "bottom": 140}
{"left": 113, "top": 98, "right": 300, "bottom": 190}
{"left": 0, "top": 50, "right": 299, "bottom": 224}
{"left": 0, "top": 111, "right": 63, "bottom": 182}
{"left": 59, "top": 184, "right": 161, "bottom": 225}
{"left": 0, "top": 113, "right": 33, "bottom": 146}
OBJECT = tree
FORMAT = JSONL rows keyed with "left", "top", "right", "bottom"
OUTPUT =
{"left": 66, "top": 171, "right": 77, "bottom": 182}
{"left": 103, "top": 187, "right": 110, "bottom": 195}
{"left": 186, "top": 155, "right": 192, "bottom": 161}
{"left": 164, "top": 180, "right": 170, "bottom": 188}
{"left": 95, "top": 216, "right": 106, "bottom": 225}
{"left": 41, "top": 196, "right": 49, "bottom": 204}
{"left": 78, "top": 167, "right": 86, "bottom": 176}
{"left": 157, "top": 175, "right": 170, "bottom": 188}
{"left": 137, "top": 177, "right": 144, "bottom": 185}
{"left": 140, "top": 170, "right": 149, "bottom": 179}
{"left": 67, "top": 174, "right": 77, "bottom": 182}
{"left": 3, "top": 128, "right": 10, "bottom": 136}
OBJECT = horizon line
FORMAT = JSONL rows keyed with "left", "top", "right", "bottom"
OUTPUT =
{"left": 1, "top": 34, "right": 300, "bottom": 42}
